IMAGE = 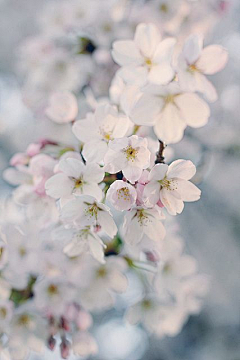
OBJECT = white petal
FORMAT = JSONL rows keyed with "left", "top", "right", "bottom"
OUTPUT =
{"left": 183, "top": 34, "right": 203, "bottom": 64}
{"left": 148, "top": 63, "right": 175, "bottom": 85}
{"left": 3, "top": 168, "right": 31, "bottom": 186}
{"left": 89, "top": 236, "right": 105, "bottom": 263}
{"left": 175, "top": 179, "right": 201, "bottom": 201}
{"left": 145, "top": 217, "right": 166, "bottom": 242}
{"left": 153, "top": 37, "right": 176, "bottom": 63}
{"left": 112, "top": 115, "right": 131, "bottom": 138}
{"left": 134, "top": 23, "right": 161, "bottom": 58}
{"left": 84, "top": 163, "right": 104, "bottom": 183}
{"left": 123, "top": 166, "right": 142, "bottom": 183}
{"left": 196, "top": 45, "right": 228, "bottom": 75}
{"left": 123, "top": 212, "right": 142, "bottom": 245}
{"left": 175, "top": 93, "right": 210, "bottom": 128}
{"left": 130, "top": 93, "right": 163, "bottom": 126}
{"left": 97, "top": 211, "right": 117, "bottom": 238}
{"left": 143, "top": 182, "right": 160, "bottom": 206}
{"left": 118, "top": 66, "right": 148, "bottom": 86}
{"left": 167, "top": 159, "right": 196, "bottom": 180}
{"left": 81, "top": 183, "right": 103, "bottom": 202}
{"left": 59, "top": 158, "right": 84, "bottom": 178}
{"left": 72, "top": 117, "right": 99, "bottom": 143}
{"left": 83, "top": 140, "right": 108, "bottom": 163}
{"left": 194, "top": 73, "right": 218, "bottom": 102}
{"left": 72, "top": 332, "right": 98, "bottom": 357}
{"left": 149, "top": 164, "right": 168, "bottom": 181}
{"left": 45, "top": 173, "right": 74, "bottom": 199}
{"left": 112, "top": 40, "right": 143, "bottom": 66}
{"left": 46, "top": 92, "right": 78, "bottom": 123}
{"left": 109, "top": 270, "right": 128, "bottom": 293}
{"left": 160, "top": 189, "right": 184, "bottom": 215}
{"left": 64, "top": 239, "right": 86, "bottom": 257}
{"left": 154, "top": 103, "right": 186, "bottom": 144}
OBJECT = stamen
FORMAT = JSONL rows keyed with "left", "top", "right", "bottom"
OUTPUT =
{"left": 117, "top": 187, "right": 131, "bottom": 201}
{"left": 123, "top": 146, "right": 138, "bottom": 162}
{"left": 47, "top": 284, "right": 59, "bottom": 296}
{"left": 159, "top": 177, "right": 178, "bottom": 191}
{"left": 188, "top": 64, "right": 200, "bottom": 74}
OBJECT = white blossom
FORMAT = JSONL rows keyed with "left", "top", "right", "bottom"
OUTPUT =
{"left": 144, "top": 160, "right": 201, "bottom": 215}
{"left": 61, "top": 195, "right": 117, "bottom": 238}
{"left": 104, "top": 135, "right": 151, "bottom": 183}
{"left": 45, "top": 91, "right": 78, "bottom": 123}
{"left": 123, "top": 206, "right": 166, "bottom": 246}
{"left": 112, "top": 23, "right": 176, "bottom": 86}
{"left": 72, "top": 103, "right": 131, "bottom": 163}
{"left": 106, "top": 180, "right": 137, "bottom": 211}
{"left": 176, "top": 34, "right": 228, "bottom": 102}
{"left": 129, "top": 83, "right": 210, "bottom": 144}
{"left": 45, "top": 158, "right": 104, "bottom": 203}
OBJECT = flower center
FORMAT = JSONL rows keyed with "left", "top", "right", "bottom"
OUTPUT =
{"left": 159, "top": 177, "right": 177, "bottom": 191}
{"left": 19, "top": 246, "right": 27, "bottom": 257}
{"left": 136, "top": 209, "right": 149, "bottom": 226}
{"left": 74, "top": 177, "right": 83, "bottom": 188}
{"left": 103, "top": 132, "right": 112, "bottom": 142}
{"left": 142, "top": 299, "right": 152, "bottom": 309}
{"left": 85, "top": 203, "right": 98, "bottom": 220}
{"left": 117, "top": 187, "right": 131, "bottom": 201}
{"left": 96, "top": 266, "right": 107, "bottom": 278}
{"left": 47, "top": 284, "right": 59, "bottom": 296}
{"left": 160, "top": 3, "right": 168, "bottom": 13}
{"left": 145, "top": 57, "right": 153, "bottom": 68}
{"left": 17, "top": 314, "right": 31, "bottom": 326}
{"left": 0, "top": 307, "right": 7, "bottom": 319}
{"left": 164, "top": 94, "right": 175, "bottom": 104}
{"left": 163, "top": 262, "right": 172, "bottom": 274}
{"left": 0, "top": 247, "right": 5, "bottom": 260}
{"left": 123, "top": 146, "right": 138, "bottom": 162}
{"left": 188, "top": 64, "right": 200, "bottom": 74}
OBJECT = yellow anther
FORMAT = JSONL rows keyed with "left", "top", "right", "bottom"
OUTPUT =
{"left": 123, "top": 146, "right": 138, "bottom": 162}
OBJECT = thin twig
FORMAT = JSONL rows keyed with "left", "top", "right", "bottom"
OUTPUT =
{"left": 155, "top": 140, "right": 166, "bottom": 164}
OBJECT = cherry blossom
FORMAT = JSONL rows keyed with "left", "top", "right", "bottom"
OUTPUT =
{"left": 79, "top": 256, "right": 128, "bottom": 311}
{"left": 112, "top": 23, "right": 176, "bottom": 86}
{"left": 60, "top": 195, "right": 117, "bottom": 238}
{"left": 129, "top": 83, "right": 210, "bottom": 144}
{"left": 45, "top": 91, "right": 78, "bottom": 123}
{"left": 144, "top": 160, "right": 201, "bottom": 215}
{"left": 63, "top": 227, "right": 106, "bottom": 264}
{"left": 123, "top": 206, "right": 166, "bottom": 246}
{"left": 176, "top": 34, "right": 228, "bottom": 102}
{"left": 45, "top": 158, "right": 104, "bottom": 203}
{"left": 104, "top": 135, "right": 151, "bottom": 183}
{"left": 72, "top": 103, "right": 131, "bottom": 163}
{"left": 0, "top": 1, "right": 228, "bottom": 358}
{"left": 106, "top": 180, "right": 137, "bottom": 211}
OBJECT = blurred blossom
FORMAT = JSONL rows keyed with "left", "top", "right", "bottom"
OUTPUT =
{"left": 0, "top": 0, "right": 239, "bottom": 360}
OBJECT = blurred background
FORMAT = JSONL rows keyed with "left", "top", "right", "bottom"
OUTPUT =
{"left": 0, "top": 0, "right": 240, "bottom": 359}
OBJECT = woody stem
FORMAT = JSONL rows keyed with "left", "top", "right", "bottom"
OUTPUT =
{"left": 155, "top": 140, "right": 166, "bottom": 164}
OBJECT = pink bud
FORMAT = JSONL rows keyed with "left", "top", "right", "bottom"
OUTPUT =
{"left": 94, "top": 224, "right": 102, "bottom": 233}
{"left": 10, "top": 153, "right": 29, "bottom": 166}
{"left": 60, "top": 338, "right": 71, "bottom": 359}
{"left": 60, "top": 316, "right": 70, "bottom": 331}
{"left": 47, "top": 336, "right": 56, "bottom": 351}
{"left": 157, "top": 199, "right": 164, "bottom": 208}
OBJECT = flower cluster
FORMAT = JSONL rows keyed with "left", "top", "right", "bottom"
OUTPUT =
{"left": 0, "top": 0, "right": 229, "bottom": 359}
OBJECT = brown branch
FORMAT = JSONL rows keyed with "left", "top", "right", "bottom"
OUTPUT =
{"left": 155, "top": 140, "right": 166, "bottom": 164}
